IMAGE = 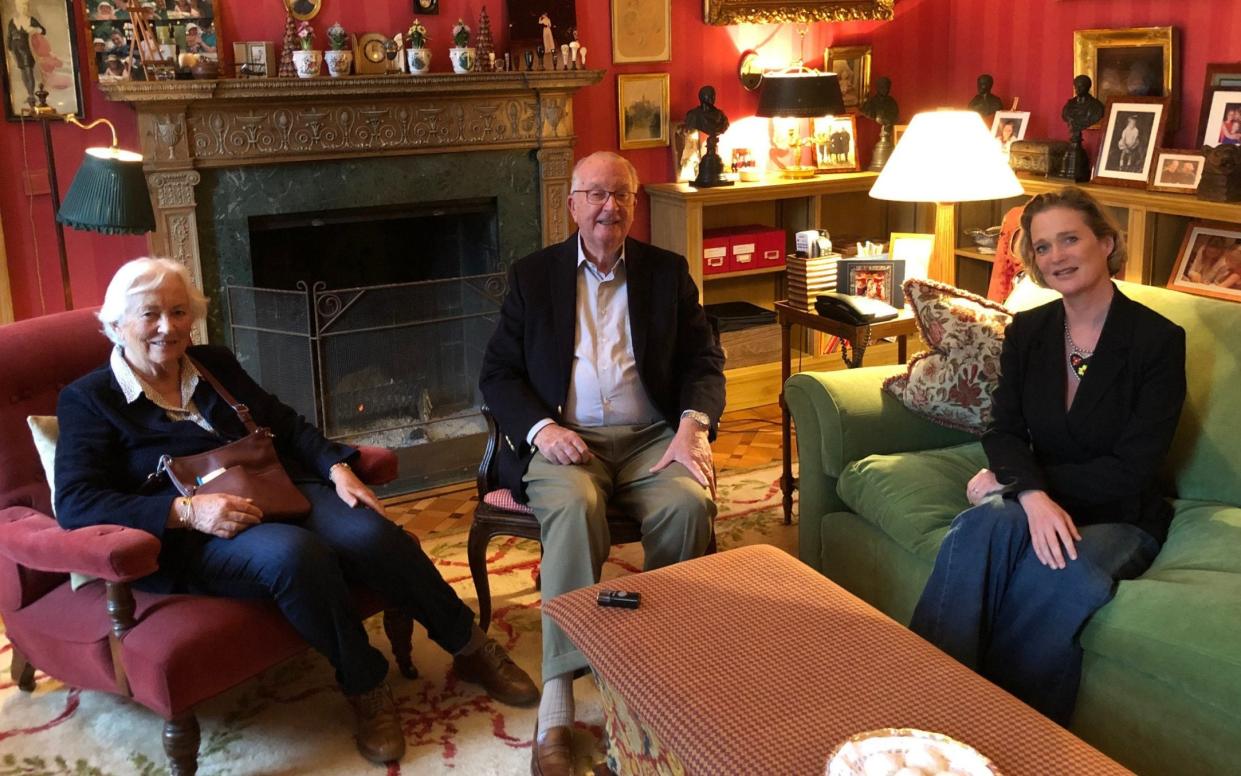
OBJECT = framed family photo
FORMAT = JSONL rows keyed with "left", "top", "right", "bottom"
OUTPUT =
{"left": 0, "top": 0, "right": 84, "bottom": 119}
{"left": 825, "top": 45, "right": 870, "bottom": 110}
{"left": 611, "top": 0, "right": 670, "bottom": 64}
{"left": 1073, "top": 26, "right": 1177, "bottom": 128}
{"left": 1198, "top": 88, "right": 1241, "bottom": 148}
{"left": 1147, "top": 148, "right": 1205, "bottom": 194}
{"left": 991, "top": 110, "right": 1030, "bottom": 156}
{"left": 1092, "top": 97, "right": 1168, "bottom": 188}
{"left": 617, "top": 72, "right": 669, "bottom": 150}
{"left": 1167, "top": 220, "right": 1241, "bottom": 302}
{"left": 812, "top": 114, "right": 859, "bottom": 172}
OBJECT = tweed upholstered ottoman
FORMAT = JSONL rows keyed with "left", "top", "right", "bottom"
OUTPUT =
{"left": 545, "top": 544, "right": 1131, "bottom": 776}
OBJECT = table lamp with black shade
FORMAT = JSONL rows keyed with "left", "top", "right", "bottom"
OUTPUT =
{"left": 757, "top": 72, "right": 845, "bottom": 178}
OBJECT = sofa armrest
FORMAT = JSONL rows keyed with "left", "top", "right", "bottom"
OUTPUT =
{"left": 354, "top": 446, "right": 398, "bottom": 486}
{"left": 0, "top": 506, "right": 161, "bottom": 583}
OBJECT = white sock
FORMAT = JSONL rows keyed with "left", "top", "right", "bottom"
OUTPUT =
{"left": 537, "top": 673, "right": 575, "bottom": 731}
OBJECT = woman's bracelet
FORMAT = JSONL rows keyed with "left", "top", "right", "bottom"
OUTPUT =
{"left": 330, "top": 461, "right": 351, "bottom": 478}
{"left": 177, "top": 496, "right": 195, "bottom": 529}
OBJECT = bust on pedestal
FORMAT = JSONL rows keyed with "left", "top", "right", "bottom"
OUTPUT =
{"left": 1056, "top": 75, "right": 1104, "bottom": 182}
{"left": 686, "top": 85, "right": 733, "bottom": 188}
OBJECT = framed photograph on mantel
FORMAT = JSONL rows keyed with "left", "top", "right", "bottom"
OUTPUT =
{"left": 1148, "top": 148, "right": 1205, "bottom": 194}
{"left": 0, "top": 0, "right": 84, "bottom": 120}
{"left": 825, "top": 45, "right": 870, "bottom": 110}
{"left": 1092, "top": 96, "right": 1169, "bottom": 188}
{"left": 1073, "top": 26, "right": 1177, "bottom": 128}
{"left": 1167, "top": 220, "right": 1241, "bottom": 303}
{"left": 611, "top": 0, "right": 670, "bottom": 64}
{"left": 1198, "top": 87, "right": 1241, "bottom": 148}
{"left": 618, "top": 72, "right": 669, "bottom": 150}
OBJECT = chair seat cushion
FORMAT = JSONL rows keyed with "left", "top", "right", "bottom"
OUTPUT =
{"left": 836, "top": 442, "right": 986, "bottom": 562}
{"left": 483, "top": 488, "right": 534, "bottom": 514}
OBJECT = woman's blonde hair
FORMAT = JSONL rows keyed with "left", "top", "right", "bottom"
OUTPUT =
{"left": 97, "top": 257, "right": 209, "bottom": 345}
{"left": 1018, "top": 187, "right": 1126, "bottom": 286}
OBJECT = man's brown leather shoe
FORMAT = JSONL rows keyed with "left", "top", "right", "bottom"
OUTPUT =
{"left": 453, "top": 638, "right": 540, "bottom": 707}
{"left": 347, "top": 683, "right": 406, "bottom": 764}
{"left": 530, "top": 723, "right": 573, "bottom": 776}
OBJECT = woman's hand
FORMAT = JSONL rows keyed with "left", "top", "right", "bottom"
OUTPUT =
{"left": 190, "top": 494, "right": 263, "bottom": 538}
{"left": 965, "top": 468, "right": 1002, "bottom": 506}
{"left": 1018, "top": 489, "right": 1081, "bottom": 570}
{"left": 330, "top": 463, "right": 388, "bottom": 518}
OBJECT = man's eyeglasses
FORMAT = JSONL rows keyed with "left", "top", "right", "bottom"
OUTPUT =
{"left": 571, "top": 189, "right": 636, "bottom": 206}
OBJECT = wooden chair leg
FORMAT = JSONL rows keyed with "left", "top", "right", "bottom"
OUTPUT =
{"left": 163, "top": 713, "right": 200, "bottom": 776}
{"left": 467, "top": 522, "right": 494, "bottom": 631}
{"left": 382, "top": 608, "right": 418, "bottom": 680}
{"left": 9, "top": 644, "right": 36, "bottom": 692}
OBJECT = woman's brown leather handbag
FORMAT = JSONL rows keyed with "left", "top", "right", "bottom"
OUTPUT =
{"left": 158, "top": 357, "right": 311, "bottom": 521}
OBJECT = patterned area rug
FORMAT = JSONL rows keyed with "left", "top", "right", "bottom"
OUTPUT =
{"left": 0, "top": 465, "right": 796, "bottom": 775}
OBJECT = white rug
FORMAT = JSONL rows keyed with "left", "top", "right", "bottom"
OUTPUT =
{"left": 0, "top": 465, "right": 797, "bottom": 775}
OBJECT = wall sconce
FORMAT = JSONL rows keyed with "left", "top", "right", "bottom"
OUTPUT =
{"left": 738, "top": 49, "right": 762, "bottom": 91}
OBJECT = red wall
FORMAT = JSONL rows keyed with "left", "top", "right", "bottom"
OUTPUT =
{"left": 4, "top": 0, "right": 1240, "bottom": 320}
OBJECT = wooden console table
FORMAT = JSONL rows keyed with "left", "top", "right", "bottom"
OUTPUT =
{"left": 776, "top": 301, "right": 919, "bottom": 524}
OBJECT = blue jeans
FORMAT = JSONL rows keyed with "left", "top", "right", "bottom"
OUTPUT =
{"left": 181, "top": 481, "right": 476, "bottom": 695}
{"left": 909, "top": 499, "right": 1159, "bottom": 724}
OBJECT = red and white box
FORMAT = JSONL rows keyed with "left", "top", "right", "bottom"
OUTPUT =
{"left": 702, "top": 227, "right": 734, "bottom": 275}
{"left": 730, "top": 225, "right": 786, "bottom": 270}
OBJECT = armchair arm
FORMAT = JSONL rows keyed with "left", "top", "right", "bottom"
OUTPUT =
{"left": 0, "top": 506, "right": 161, "bottom": 583}
{"left": 353, "top": 446, "right": 398, "bottom": 486}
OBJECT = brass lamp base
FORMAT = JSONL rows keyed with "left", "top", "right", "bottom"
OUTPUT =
{"left": 780, "top": 166, "right": 818, "bottom": 179}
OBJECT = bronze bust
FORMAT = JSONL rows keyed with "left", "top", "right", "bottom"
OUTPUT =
{"left": 861, "top": 76, "right": 899, "bottom": 171}
{"left": 968, "top": 74, "right": 1003, "bottom": 116}
{"left": 1057, "top": 75, "right": 1105, "bottom": 181}
{"left": 686, "top": 86, "right": 733, "bottom": 188}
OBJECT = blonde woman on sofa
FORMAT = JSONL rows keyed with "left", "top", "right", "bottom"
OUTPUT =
{"left": 909, "top": 188, "right": 1186, "bottom": 724}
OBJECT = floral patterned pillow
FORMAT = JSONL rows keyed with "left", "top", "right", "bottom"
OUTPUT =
{"left": 883, "top": 278, "right": 1012, "bottom": 434}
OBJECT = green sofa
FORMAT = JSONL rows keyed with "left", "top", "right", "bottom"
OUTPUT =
{"left": 785, "top": 281, "right": 1240, "bottom": 775}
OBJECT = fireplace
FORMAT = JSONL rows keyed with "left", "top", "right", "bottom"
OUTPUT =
{"left": 102, "top": 72, "right": 601, "bottom": 492}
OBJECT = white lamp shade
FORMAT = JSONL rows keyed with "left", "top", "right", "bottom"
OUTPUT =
{"left": 869, "top": 110, "right": 1024, "bottom": 202}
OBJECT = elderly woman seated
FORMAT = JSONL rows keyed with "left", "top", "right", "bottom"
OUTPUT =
{"left": 54, "top": 257, "right": 538, "bottom": 765}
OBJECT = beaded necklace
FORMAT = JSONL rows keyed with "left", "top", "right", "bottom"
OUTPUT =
{"left": 1064, "top": 319, "right": 1094, "bottom": 380}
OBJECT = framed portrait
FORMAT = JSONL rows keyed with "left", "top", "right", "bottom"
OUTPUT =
{"left": 888, "top": 232, "right": 934, "bottom": 282}
{"left": 991, "top": 110, "right": 1030, "bottom": 158}
{"left": 611, "top": 0, "right": 669, "bottom": 64}
{"left": 1198, "top": 88, "right": 1241, "bottom": 149}
{"left": 1147, "top": 148, "right": 1205, "bottom": 194}
{"left": 413, "top": 0, "right": 439, "bottom": 14}
{"left": 825, "top": 45, "right": 870, "bottom": 110}
{"left": 1092, "top": 97, "right": 1169, "bottom": 188}
{"left": 812, "top": 113, "right": 859, "bottom": 172}
{"left": 704, "top": 0, "right": 893, "bottom": 25}
{"left": 837, "top": 259, "right": 901, "bottom": 305}
{"left": 617, "top": 72, "right": 669, "bottom": 150}
{"left": 1073, "top": 26, "right": 1177, "bottom": 127}
{"left": 0, "top": 0, "right": 84, "bottom": 119}
{"left": 1167, "top": 220, "right": 1241, "bottom": 303}
{"left": 283, "top": 0, "right": 320, "bottom": 21}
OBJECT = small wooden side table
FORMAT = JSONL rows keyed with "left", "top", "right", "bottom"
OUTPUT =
{"left": 776, "top": 301, "right": 920, "bottom": 524}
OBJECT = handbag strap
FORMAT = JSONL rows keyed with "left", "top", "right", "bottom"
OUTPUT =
{"left": 186, "top": 355, "right": 260, "bottom": 434}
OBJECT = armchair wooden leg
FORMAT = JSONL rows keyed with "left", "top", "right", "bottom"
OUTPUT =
{"left": 382, "top": 608, "right": 419, "bottom": 680}
{"left": 466, "top": 523, "right": 494, "bottom": 631}
{"left": 10, "top": 644, "right": 36, "bottom": 692}
{"left": 163, "top": 713, "right": 200, "bottom": 776}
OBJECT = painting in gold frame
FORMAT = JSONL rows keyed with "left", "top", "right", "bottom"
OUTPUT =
{"left": 704, "top": 0, "right": 893, "bottom": 25}
{"left": 611, "top": 0, "right": 670, "bottom": 64}
{"left": 618, "top": 72, "right": 669, "bottom": 150}
{"left": 825, "top": 45, "right": 871, "bottom": 110}
{"left": 1073, "top": 26, "right": 1177, "bottom": 128}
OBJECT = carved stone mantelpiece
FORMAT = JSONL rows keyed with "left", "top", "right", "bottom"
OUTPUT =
{"left": 101, "top": 71, "right": 603, "bottom": 322}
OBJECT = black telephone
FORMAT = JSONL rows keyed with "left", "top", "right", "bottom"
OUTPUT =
{"left": 814, "top": 292, "right": 900, "bottom": 325}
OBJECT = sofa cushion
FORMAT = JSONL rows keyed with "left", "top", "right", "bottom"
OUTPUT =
{"left": 1081, "top": 500, "right": 1241, "bottom": 722}
{"left": 884, "top": 279, "right": 1011, "bottom": 434}
{"left": 837, "top": 442, "right": 985, "bottom": 562}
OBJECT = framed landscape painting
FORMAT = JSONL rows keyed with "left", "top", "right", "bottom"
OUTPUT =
{"left": 618, "top": 72, "right": 669, "bottom": 149}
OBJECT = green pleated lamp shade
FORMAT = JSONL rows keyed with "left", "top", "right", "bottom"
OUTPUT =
{"left": 57, "top": 147, "right": 155, "bottom": 235}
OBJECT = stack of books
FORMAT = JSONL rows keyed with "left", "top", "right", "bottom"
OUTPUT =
{"left": 785, "top": 252, "right": 840, "bottom": 309}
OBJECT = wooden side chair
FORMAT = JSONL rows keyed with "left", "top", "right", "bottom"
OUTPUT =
{"left": 467, "top": 407, "right": 716, "bottom": 631}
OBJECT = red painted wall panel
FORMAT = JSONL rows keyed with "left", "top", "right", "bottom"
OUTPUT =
{"left": 2, "top": 0, "right": 1238, "bottom": 319}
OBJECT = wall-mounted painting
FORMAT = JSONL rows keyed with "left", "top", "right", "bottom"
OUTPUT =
{"left": 611, "top": 0, "right": 669, "bottom": 63}
{"left": 825, "top": 45, "right": 870, "bottom": 110}
{"left": 704, "top": 0, "right": 893, "bottom": 25}
{"left": 618, "top": 72, "right": 668, "bottom": 150}
{"left": 0, "top": 0, "right": 84, "bottom": 119}
{"left": 1073, "top": 26, "right": 1177, "bottom": 128}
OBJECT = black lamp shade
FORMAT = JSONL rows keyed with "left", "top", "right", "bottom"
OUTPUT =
{"left": 756, "top": 73, "right": 845, "bottom": 118}
{"left": 57, "top": 148, "right": 155, "bottom": 235}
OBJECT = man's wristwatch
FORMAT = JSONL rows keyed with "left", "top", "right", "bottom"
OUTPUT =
{"left": 680, "top": 409, "right": 711, "bottom": 430}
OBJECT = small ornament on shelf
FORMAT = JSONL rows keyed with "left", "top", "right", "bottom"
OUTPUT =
{"left": 278, "top": 13, "right": 298, "bottom": 77}
{"left": 406, "top": 19, "right": 431, "bottom": 74}
{"left": 324, "top": 22, "right": 353, "bottom": 77}
{"left": 450, "top": 19, "right": 474, "bottom": 74}
{"left": 292, "top": 20, "right": 321, "bottom": 78}
{"left": 475, "top": 6, "right": 495, "bottom": 72}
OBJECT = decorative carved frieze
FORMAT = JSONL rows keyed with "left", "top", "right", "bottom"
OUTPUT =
{"left": 147, "top": 170, "right": 201, "bottom": 209}
{"left": 537, "top": 147, "right": 574, "bottom": 245}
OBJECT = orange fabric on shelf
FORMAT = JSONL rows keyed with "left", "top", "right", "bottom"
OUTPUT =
{"left": 986, "top": 204, "right": 1028, "bottom": 302}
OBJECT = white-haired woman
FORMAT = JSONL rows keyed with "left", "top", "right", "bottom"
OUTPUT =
{"left": 55, "top": 258, "right": 537, "bottom": 765}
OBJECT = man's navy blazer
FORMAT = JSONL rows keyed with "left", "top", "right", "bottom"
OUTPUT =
{"left": 478, "top": 234, "right": 726, "bottom": 500}
{"left": 983, "top": 286, "right": 1186, "bottom": 543}
{"left": 54, "top": 345, "right": 356, "bottom": 590}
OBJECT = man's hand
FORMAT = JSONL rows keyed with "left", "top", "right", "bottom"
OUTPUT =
{"left": 1018, "top": 489, "right": 1081, "bottom": 570}
{"left": 330, "top": 464, "right": 388, "bottom": 518}
{"left": 650, "top": 418, "right": 715, "bottom": 497}
{"left": 966, "top": 467, "right": 1002, "bottom": 506}
{"left": 534, "top": 423, "right": 594, "bottom": 466}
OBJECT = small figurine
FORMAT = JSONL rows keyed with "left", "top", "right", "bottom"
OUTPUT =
{"left": 1057, "top": 74, "right": 1105, "bottom": 181}
{"left": 538, "top": 13, "right": 555, "bottom": 54}
{"left": 685, "top": 85, "right": 732, "bottom": 188}
{"left": 860, "top": 75, "right": 899, "bottom": 171}
{"left": 968, "top": 73, "right": 1004, "bottom": 117}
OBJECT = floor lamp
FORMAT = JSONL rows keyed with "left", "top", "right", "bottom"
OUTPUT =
{"left": 868, "top": 110, "right": 1022, "bottom": 286}
{"left": 28, "top": 90, "right": 154, "bottom": 310}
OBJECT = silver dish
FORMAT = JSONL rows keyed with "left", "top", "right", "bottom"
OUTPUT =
{"left": 826, "top": 727, "right": 1001, "bottom": 776}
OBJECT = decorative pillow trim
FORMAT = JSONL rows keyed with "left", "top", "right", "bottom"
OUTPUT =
{"left": 882, "top": 355, "right": 986, "bottom": 435}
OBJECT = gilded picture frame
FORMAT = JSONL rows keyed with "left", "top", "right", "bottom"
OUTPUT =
{"left": 611, "top": 0, "right": 670, "bottom": 64}
{"left": 0, "top": 0, "right": 84, "bottom": 119}
{"left": 618, "top": 72, "right": 669, "bottom": 150}
{"left": 825, "top": 44, "right": 870, "bottom": 110}
{"left": 1073, "top": 26, "right": 1177, "bottom": 128}
{"left": 704, "top": 0, "right": 893, "bottom": 25}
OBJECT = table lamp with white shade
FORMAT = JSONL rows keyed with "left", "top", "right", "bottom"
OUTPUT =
{"left": 869, "top": 110, "right": 1023, "bottom": 285}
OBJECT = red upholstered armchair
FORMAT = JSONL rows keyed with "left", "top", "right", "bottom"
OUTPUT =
{"left": 0, "top": 308, "right": 405, "bottom": 776}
